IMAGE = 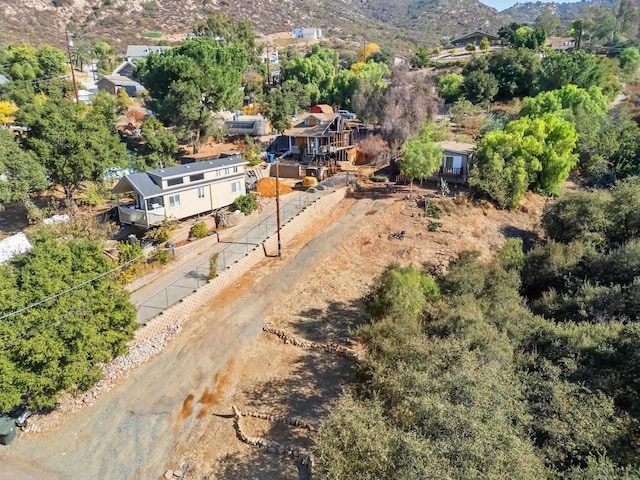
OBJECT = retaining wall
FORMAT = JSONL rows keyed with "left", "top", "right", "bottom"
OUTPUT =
{"left": 133, "top": 187, "right": 347, "bottom": 343}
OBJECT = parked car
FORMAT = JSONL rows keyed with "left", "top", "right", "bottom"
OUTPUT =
{"left": 338, "top": 109, "right": 357, "bottom": 120}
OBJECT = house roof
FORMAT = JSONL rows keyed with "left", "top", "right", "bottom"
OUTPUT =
{"left": 0, "top": 74, "right": 9, "bottom": 85}
{"left": 545, "top": 36, "right": 576, "bottom": 50}
{"left": 284, "top": 113, "right": 343, "bottom": 137}
{"left": 99, "top": 75, "right": 145, "bottom": 92}
{"left": 126, "top": 45, "right": 174, "bottom": 59}
{"left": 113, "top": 155, "right": 247, "bottom": 198}
{"left": 452, "top": 31, "right": 500, "bottom": 43}
{"left": 310, "top": 104, "right": 334, "bottom": 113}
{"left": 112, "top": 60, "right": 135, "bottom": 76}
{"left": 435, "top": 140, "right": 475, "bottom": 155}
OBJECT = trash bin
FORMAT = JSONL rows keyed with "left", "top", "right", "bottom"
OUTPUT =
{"left": 0, "top": 415, "right": 16, "bottom": 445}
{"left": 267, "top": 153, "right": 275, "bottom": 164}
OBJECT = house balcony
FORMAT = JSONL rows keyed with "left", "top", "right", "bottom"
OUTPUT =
{"left": 439, "top": 166, "right": 464, "bottom": 177}
{"left": 118, "top": 205, "right": 166, "bottom": 228}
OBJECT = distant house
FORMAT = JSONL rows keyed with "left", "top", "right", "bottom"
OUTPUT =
{"left": 393, "top": 54, "right": 408, "bottom": 67}
{"left": 430, "top": 140, "right": 475, "bottom": 185}
{"left": 0, "top": 74, "right": 9, "bottom": 86}
{"left": 97, "top": 75, "right": 145, "bottom": 97}
{"left": 112, "top": 156, "right": 248, "bottom": 228}
{"left": 280, "top": 112, "right": 354, "bottom": 162}
{"left": 451, "top": 31, "right": 501, "bottom": 48}
{"left": 112, "top": 60, "right": 136, "bottom": 80}
{"left": 77, "top": 89, "right": 96, "bottom": 104}
{"left": 126, "top": 45, "right": 174, "bottom": 62}
{"left": 223, "top": 115, "right": 270, "bottom": 136}
{"left": 545, "top": 36, "right": 576, "bottom": 52}
{"left": 309, "top": 104, "right": 334, "bottom": 114}
{"left": 291, "top": 28, "right": 322, "bottom": 40}
{"left": 261, "top": 50, "right": 279, "bottom": 65}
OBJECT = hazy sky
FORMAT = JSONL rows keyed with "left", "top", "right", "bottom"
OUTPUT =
{"left": 479, "top": 0, "right": 583, "bottom": 12}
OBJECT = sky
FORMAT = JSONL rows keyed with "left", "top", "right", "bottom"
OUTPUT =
{"left": 479, "top": 0, "right": 583, "bottom": 12}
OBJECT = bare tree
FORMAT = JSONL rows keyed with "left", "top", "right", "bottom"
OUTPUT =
{"left": 381, "top": 67, "right": 441, "bottom": 152}
{"left": 356, "top": 134, "right": 390, "bottom": 165}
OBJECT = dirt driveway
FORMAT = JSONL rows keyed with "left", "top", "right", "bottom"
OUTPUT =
{"left": 1, "top": 183, "right": 546, "bottom": 479}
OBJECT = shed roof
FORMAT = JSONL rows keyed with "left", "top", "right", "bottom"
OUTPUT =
{"left": 435, "top": 140, "right": 476, "bottom": 155}
{"left": 99, "top": 75, "right": 145, "bottom": 92}
{"left": 284, "top": 113, "right": 342, "bottom": 137}
{"left": 126, "top": 45, "right": 174, "bottom": 59}
{"left": 452, "top": 31, "right": 500, "bottom": 43}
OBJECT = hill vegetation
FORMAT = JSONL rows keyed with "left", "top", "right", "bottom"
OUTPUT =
{"left": 0, "top": 0, "right": 507, "bottom": 50}
{"left": 314, "top": 187, "right": 640, "bottom": 476}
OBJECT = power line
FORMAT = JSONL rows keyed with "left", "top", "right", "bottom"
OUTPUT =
{"left": 0, "top": 253, "right": 145, "bottom": 323}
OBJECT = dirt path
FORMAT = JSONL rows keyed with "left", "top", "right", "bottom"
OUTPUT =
{"left": 2, "top": 183, "right": 546, "bottom": 479}
{"left": 1, "top": 194, "right": 373, "bottom": 479}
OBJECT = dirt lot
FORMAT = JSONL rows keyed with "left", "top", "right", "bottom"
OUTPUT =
{"left": 1, "top": 180, "right": 547, "bottom": 479}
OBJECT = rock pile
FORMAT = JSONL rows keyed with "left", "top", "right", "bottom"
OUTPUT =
{"left": 262, "top": 323, "right": 359, "bottom": 360}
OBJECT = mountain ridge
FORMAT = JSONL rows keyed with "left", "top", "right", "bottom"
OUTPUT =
{"left": 0, "top": 0, "right": 511, "bottom": 51}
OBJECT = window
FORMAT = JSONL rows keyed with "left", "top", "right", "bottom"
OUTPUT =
{"left": 445, "top": 156, "right": 454, "bottom": 169}
{"left": 190, "top": 173, "right": 204, "bottom": 182}
{"left": 167, "top": 177, "right": 184, "bottom": 187}
{"left": 216, "top": 170, "right": 221, "bottom": 177}
{"left": 232, "top": 166, "right": 239, "bottom": 173}
{"left": 169, "top": 194, "right": 181, "bottom": 208}
{"left": 224, "top": 168, "right": 230, "bottom": 175}
{"left": 197, "top": 187, "right": 205, "bottom": 199}
{"left": 231, "top": 181, "right": 241, "bottom": 193}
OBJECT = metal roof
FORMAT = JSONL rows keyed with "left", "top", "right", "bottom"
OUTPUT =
{"left": 0, "top": 74, "right": 9, "bottom": 85}
{"left": 435, "top": 140, "right": 476, "bottom": 155}
{"left": 113, "top": 155, "right": 247, "bottom": 198}
{"left": 126, "top": 45, "right": 174, "bottom": 59}
{"left": 99, "top": 75, "right": 145, "bottom": 91}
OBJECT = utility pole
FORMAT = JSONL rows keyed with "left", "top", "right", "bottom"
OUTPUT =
{"left": 65, "top": 30, "right": 80, "bottom": 104}
{"left": 265, "top": 44, "right": 271, "bottom": 86}
{"left": 275, "top": 159, "right": 282, "bottom": 257}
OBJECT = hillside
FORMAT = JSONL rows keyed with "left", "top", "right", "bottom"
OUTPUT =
{"left": 0, "top": 0, "right": 511, "bottom": 51}
{"left": 502, "top": 0, "right": 615, "bottom": 25}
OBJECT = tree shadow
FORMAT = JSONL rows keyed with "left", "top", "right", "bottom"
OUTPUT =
{"left": 501, "top": 225, "right": 540, "bottom": 252}
{"left": 289, "top": 299, "right": 367, "bottom": 343}
{"left": 209, "top": 450, "right": 301, "bottom": 480}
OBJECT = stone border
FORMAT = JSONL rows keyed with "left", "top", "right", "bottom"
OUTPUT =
{"left": 22, "top": 188, "right": 346, "bottom": 434}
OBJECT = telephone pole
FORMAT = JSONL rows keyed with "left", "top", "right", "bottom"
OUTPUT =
{"left": 275, "top": 159, "right": 282, "bottom": 257}
{"left": 65, "top": 30, "right": 80, "bottom": 104}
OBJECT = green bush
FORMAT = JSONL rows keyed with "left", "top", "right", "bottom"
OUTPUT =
{"left": 233, "top": 194, "right": 257, "bottom": 215}
{"left": 144, "top": 219, "right": 178, "bottom": 244}
{"left": 117, "top": 241, "right": 143, "bottom": 264}
{"left": 190, "top": 221, "right": 208, "bottom": 239}
{"left": 428, "top": 221, "right": 442, "bottom": 232}
{"left": 208, "top": 253, "right": 219, "bottom": 279}
{"left": 426, "top": 204, "right": 441, "bottom": 219}
{"left": 151, "top": 249, "right": 172, "bottom": 264}
{"left": 369, "top": 174, "right": 389, "bottom": 183}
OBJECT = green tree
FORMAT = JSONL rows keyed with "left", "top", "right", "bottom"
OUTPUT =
{"left": 280, "top": 45, "right": 338, "bottom": 104}
{"left": 192, "top": 13, "right": 259, "bottom": 65}
{"left": 263, "top": 79, "right": 311, "bottom": 133}
{"left": 479, "top": 37, "right": 490, "bottom": 52}
{"left": 136, "top": 117, "right": 178, "bottom": 170}
{"left": 399, "top": 135, "right": 443, "bottom": 197}
{"left": 0, "top": 129, "right": 48, "bottom": 204}
{"left": 0, "top": 235, "right": 136, "bottom": 411}
{"left": 438, "top": 73, "right": 464, "bottom": 103}
{"left": 619, "top": 47, "right": 640, "bottom": 78}
{"left": 115, "top": 88, "right": 132, "bottom": 114}
{"left": 410, "top": 46, "right": 431, "bottom": 68}
{"left": 535, "top": 6, "right": 563, "bottom": 36}
{"left": 470, "top": 114, "right": 578, "bottom": 209}
{"left": 463, "top": 70, "right": 498, "bottom": 106}
{"left": 513, "top": 26, "right": 546, "bottom": 50}
{"left": 539, "top": 50, "right": 608, "bottom": 92}
{"left": 17, "top": 97, "right": 127, "bottom": 206}
{"left": 138, "top": 37, "right": 248, "bottom": 153}
{"left": 608, "top": 177, "right": 640, "bottom": 244}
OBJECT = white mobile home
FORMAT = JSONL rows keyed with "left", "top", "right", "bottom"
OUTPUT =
{"left": 112, "top": 156, "right": 248, "bottom": 228}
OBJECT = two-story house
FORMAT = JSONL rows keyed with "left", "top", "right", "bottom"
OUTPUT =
{"left": 112, "top": 156, "right": 248, "bottom": 228}
{"left": 280, "top": 112, "right": 355, "bottom": 163}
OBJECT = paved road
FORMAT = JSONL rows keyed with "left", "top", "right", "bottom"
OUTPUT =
{"left": 2, "top": 193, "right": 372, "bottom": 479}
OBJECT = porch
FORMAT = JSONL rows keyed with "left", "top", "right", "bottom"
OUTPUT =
{"left": 117, "top": 205, "right": 166, "bottom": 228}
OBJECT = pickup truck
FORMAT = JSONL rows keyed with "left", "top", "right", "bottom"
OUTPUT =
{"left": 338, "top": 109, "right": 357, "bottom": 120}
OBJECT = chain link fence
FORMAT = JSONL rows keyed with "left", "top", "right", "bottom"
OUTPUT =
{"left": 136, "top": 174, "right": 348, "bottom": 324}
